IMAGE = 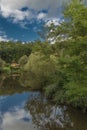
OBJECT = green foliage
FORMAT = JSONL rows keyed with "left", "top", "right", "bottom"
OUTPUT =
{"left": 43, "top": 0, "right": 87, "bottom": 109}
{"left": 0, "top": 41, "right": 34, "bottom": 63}
{"left": 18, "top": 55, "right": 28, "bottom": 67}
{"left": 0, "top": 58, "right": 5, "bottom": 67}
{"left": 64, "top": 0, "right": 87, "bottom": 38}
{"left": 3, "top": 66, "right": 11, "bottom": 74}
{"left": 48, "top": 0, "right": 87, "bottom": 41}
{"left": 45, "top": 83, "right": 58, "bottom": 99}
{"left": 0, "top": 58, "right": 5, "bottom": 72}
{"left": 45, "top": 37, "right": 87, "bottom": 108}
{"left": 32, "top": 41, "right": 54, "bottom": 55}
{"left": 23, "top": 52, "right": 58, "bottom": 89}
{"left": 64, "top": 81, "right": 87, "bottom": 107}
{"left": 45, "top": 80, "right": 64, "bottom": 100}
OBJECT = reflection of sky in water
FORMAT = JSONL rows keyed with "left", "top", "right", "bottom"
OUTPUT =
{"left": 0, "top": 91, "right": 87, "bottom": 130}
{"left": 0, "top": 91, "right": 70, "bottom": 130}
{"left": 0, "top": 92, "right": 40, "bottom": 130}
{"left": 0, "top": 107, "right": 37, "bottom": 130}
{"left": 0, "top": 96, "right": 8, "bottom": 104}
{"left": 0, "top": 92, "right": 40, "bottom": 112}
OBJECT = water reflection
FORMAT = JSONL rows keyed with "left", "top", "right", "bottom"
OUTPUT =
{"left": 0, "top": 75, "right": 87, "bottom": 130}
{"left": 0, "top": 91, "right": 40, "bottom": 130}
{"left": 26, "top": 95, "right": 87, "bottom": 130}
{"left": 0, "top": 107, "right": 36, "bottom": 130}
{"left": 0, "top": 74, "right": 6, "bottom": 87}
{"left": 26, "top": 95, "right": 72, "bottom": 130}
{"left": 0, "top": 75, "right": 30, "bottom": 95}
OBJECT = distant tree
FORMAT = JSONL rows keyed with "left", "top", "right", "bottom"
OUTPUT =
{"left": 0, "top": 41, "right": 33, "bottom": 63}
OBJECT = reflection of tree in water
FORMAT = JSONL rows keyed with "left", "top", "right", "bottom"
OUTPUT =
{"left": 26, "top": 94, "right": 87, "bottom": 130}
{"left": 0, "top": 74, "right": 6, "bottom": 87}
{"left": 66, "top": 107, "right": 87, "bottom": 130}
{"left": 19, "top": 72, "right": 31, "bottom": 87}
{"left": 26, "top": 94, "right": 73, "bottom": 130}
{"left": 0, "top": 75, "right": 30, "bottom": 95}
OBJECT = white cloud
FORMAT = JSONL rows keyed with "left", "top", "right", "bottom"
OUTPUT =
{"left": 0, "top": 0, "right": 87, "bottom": 27}
{"left": 45, "top": 18, "right": 61, "bottom": 27}
{"left": 0, "top": 0, "right": 70, "bottom": 24}
{"left": 0, "top": 107, "right": 35, "bottom": 130}
{"left": 0, "top": 30, "right": 11, "bottom": 42}
{"left": 37, "top": 12, "right": 47, "bottom": 20}
{"left": 0, "top": 35, "right": 9, "bottom": 42}
{"left": 1, "top": 5, "right": 31, "bottom": 21}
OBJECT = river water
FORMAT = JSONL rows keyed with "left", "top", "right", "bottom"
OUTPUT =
{"left": 0, "top": 75, "right": 87, "bottom": 130}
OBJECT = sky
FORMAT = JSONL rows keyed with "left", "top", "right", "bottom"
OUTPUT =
{"left": 0, "top": 0, "right": 86, "bottom": 42}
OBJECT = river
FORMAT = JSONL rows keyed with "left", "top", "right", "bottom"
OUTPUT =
{"left": 0, "top": 75, "right": 87, "bottom": 130}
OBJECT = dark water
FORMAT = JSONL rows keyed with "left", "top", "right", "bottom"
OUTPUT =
{"left": 0, "top": 75, "right": 87, "bottom": 130}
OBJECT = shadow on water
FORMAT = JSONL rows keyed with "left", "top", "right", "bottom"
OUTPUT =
{"left": 0, "top": 75, "right": 87, "bottom": 130}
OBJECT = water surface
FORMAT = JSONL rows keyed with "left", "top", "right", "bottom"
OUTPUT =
{"left": 0, "top": 75, "right": 87, "bottom": 130}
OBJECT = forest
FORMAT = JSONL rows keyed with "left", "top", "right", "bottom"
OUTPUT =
{"left": 0, "top": 0, "right": 87, "bottom": 111}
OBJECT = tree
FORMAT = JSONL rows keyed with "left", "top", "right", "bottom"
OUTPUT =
{"left": 44, "top": 0, "right": 87, "bottom": 109}
{"left": 0, "top": 41, "right": 33, "bottom": 63}
{"left": 64, "top": 0, "right": 87, "bottom": 38}
{"left": 18, "top": 55, "right": 28, "bottom": 67}
{"left": 48, "top": 0, "right": 87, "bottom": 41}
{"left": 22, "top": 52, "right": 58, "bottom": 89}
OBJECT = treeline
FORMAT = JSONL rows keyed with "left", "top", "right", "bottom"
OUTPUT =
{"left": 0, "top": 41, "right": 34, "bottom": 63}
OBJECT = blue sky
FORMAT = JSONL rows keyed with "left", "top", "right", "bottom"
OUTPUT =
{"left": 0, "top": 0, "right": 86, "bottom": 42}
{"left": 0, "top": 16, "right": 43, "bottom": 42}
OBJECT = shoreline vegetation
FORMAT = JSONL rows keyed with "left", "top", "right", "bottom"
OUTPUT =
{"left": 0, "top": 0, "right": 87, "bottom": 112}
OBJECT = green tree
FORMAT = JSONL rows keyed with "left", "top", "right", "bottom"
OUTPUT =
{"left": 48, "top": 0, "right": 87, "bottom": 41}
{"left": 22, "top": 52, "right": 58, "bottom": 89}
{"left": 64, "top": 0, "right": 87, "bottom": 38}
{"left": 45, "top": 0, "right": 87, "bottom": 110}
{"left": 18, "top": 55, "right": 28, "bottom": 67}
{"left": 0, "top": 41, "right": 33, "bottom": 63}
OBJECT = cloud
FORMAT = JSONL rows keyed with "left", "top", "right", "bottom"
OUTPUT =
{"left": 1, "top": 0, "right": 87, "bottom": 24}
{"left": 0, "top": 30, "right": 12, "bottom": 42}
{"left": 0, "top": 5, "right": 31, "bottom": 21}
{"left": 0, "top": 0, "right": 70, "bottom": 25}
{"left": 0, "top": 96, "right": 8, "bottom": 103}
{"left": 37, "top": 12, "right": 47, "bottom": 20}
{"left": 0, "top": 107, "right": 35, "bottom": 130}
{"left": 45, "top": 18, "right": 62, "bottom": 27}
{"left": 0, "top": 36, "right": 10, "bottom": 42}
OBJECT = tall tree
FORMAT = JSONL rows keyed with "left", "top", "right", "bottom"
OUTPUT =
{"left": 48, "top": 0, "right": 87, "bottom": 41}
